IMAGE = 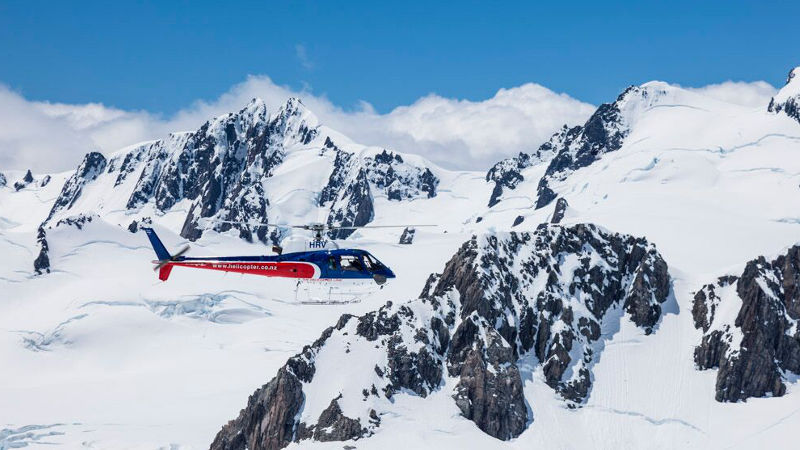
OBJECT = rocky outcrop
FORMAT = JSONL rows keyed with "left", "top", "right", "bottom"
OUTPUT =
{"left": 399, "top": 227, "right": 415, "bottom": 244}
{"left": 431, "top": 224, "right": 670, "bottom": 403}
{"left": 550, "top": 197, "right": 569, "bottom": 223}
{"left": 211, "top": 224, "right": 671, "bottom": 449}
{"left": 14, "top": 169, "right": 35, "bottom": 191}
{"left": 449, "top": 315, "right": 527, "bottom": 439}
{"left": 366, "top": 149, "right": 437, "bottom": 200}
{"left": 320, "top": 145, "right": 438, "bottom": 239}
{"left": 0, "top": 172, "right": 6, "bottom": 187}
{"left": 210, "top": 367, "right": 304, "bottom": 450}
{"left": 485, "top": 142, "right": 558, "bottom": 207}
{"left": 693, "top": 245, "right": 800, "bottom": 402}
{"left": 47, "top": 153, "right": 107, "bottom": 222}
{"left": 768, "top": 67, "right": 800, "bottom": 124}
{"left": 33, "top": 226, "right": 50, "bottom": 275}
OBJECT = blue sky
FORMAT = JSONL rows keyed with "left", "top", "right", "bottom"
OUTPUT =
{"left": 1, "top": 0, "right": 797, "bottom": 114}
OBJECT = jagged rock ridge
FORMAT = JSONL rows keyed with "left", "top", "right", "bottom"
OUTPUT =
{"left": 485, "top": 143, "right": 556, "bottom": 207}
{"left": 47, "top": 152, "right": 107, "bottom": 221}
{"left": 693, "top": 245, "right": 800, "bottom": 402}
{"left": 320, "top": 146, "right": 438, "bottom": 239}
{"left": 210, "top": 223, "right": 671, "bottom": 449}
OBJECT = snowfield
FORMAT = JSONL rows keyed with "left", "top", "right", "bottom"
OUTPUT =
{"left": 2, "top": 73, "right": 800, "bottom": 449}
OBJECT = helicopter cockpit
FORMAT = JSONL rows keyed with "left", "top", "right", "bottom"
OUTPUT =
{"left": 323, "top": 250, "right": 394, "bottom": 283}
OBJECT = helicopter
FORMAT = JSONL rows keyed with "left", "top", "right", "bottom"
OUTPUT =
{"left": 142, "top": 222, "right": 431, "bottom": 286}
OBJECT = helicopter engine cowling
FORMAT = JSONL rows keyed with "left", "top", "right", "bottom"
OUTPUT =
{"left": 278, "top": 234, "right": 340, "bottom": 254}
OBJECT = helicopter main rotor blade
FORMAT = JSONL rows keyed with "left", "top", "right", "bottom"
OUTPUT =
{"left": 206, "top": 219, "right": 437, "bottom": 232}
{"left": 172, "top": 245, "right": 191, "bottom": 259}
{"left": 328, "top": 224, "right": 437, "bottom": 230}
{"left": 210, "top": 220, "right": 307, "bottom": 229}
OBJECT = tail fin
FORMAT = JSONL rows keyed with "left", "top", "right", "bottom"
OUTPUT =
{"left": 142, "top": 227, "right": 171, "bottom": 260}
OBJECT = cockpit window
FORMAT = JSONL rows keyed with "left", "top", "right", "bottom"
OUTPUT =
{"left": 364, "top": 253, "right": 384, "bottom": 269}
{"left": 339, "top": 255, "right": 364, "bottom": 271}
{"left": 362, "top": 256, "right": 373, "bottom": 270}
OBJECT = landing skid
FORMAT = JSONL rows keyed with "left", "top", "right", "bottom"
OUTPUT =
{"left": 290, "top": 279, "right": 376, "bottom": 305}
{"left": 298, "top": 299, "right": 361, "bottom": 306}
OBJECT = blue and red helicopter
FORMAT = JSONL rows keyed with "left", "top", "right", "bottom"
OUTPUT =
{"left": 143, "top": 222, "right": 428, "bottom": 286}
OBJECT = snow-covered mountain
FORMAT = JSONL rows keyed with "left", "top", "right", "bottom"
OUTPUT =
{"left": 2, "top": 67, "right": 800, "bottom": 449}
{"left": 43, "top": 98, "right": 444, "bottom": 244}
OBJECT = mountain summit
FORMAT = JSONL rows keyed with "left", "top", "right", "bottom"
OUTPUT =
{"left": 768, "top": 66, "right": 800, "bottom": 123}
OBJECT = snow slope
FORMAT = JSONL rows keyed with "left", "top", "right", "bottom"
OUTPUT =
{"left": 3, "top": 71, "right": 800, "bottom": 449}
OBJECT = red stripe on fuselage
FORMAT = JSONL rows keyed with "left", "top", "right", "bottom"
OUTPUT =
{"left": 169, "top": 260, "right": 318, "bottom": 279}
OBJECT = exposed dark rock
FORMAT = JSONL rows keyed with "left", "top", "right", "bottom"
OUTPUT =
{"left": 127, "top": 217, "right": 151, "bottom": 233}
{"left": 485, "top": 146, "right": 556, "bottom": 207}
{"left": 550, "top": 197, "right": 569, "bottom": 223}
{"left": 324, "top": 167, "right": 374, "bottom": 240}
{"left": 33, "top": 226, "right": 50, "bottom": 275}
{"left": 47, "top": 152, "right": 107, "bottom": 222}
{"left": 451, "top": 324, "right": 527, "bottom": 440}
{"left": 399, "top": 227, "right": 415, "bottom": 244}
{"left": 14, "top": 170, "right": 34, "bottom": 191}
{"left": 0, "top": 172, "right": 6, "bottom": 187}
{"left": 211, "top": 224, "right": 671, "bottom": 448}
{"left": 210, "top": 367, "right": 304, "bottom": 450}
{"left": 512, "top": 215, "right": 524, "bottom": 227}
{"left": 297, "top": 396, "right": 365, "bottom": 442}
{"left": 39, "top": 174, "right": 51, "bottom": 187}
{"left": 56, "top": 214, "right": 94, "bottom": 230}
{"left": 693, "top": 245, "right": 800, "bottom": 402}
{"left": 367, "top": 149, "right": 437, "bottom": 200}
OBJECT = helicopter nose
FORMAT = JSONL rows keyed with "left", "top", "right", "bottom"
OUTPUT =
{"left": 373, "top": 268, "right": 395, "bottom": 285}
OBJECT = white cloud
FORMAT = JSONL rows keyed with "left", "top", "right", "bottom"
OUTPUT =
{"left": 0, "top": 76, "right": 598, "bottom": 173}
{"left": 295, "top": 44, "right": 314, "bottom": 70}
{"left": 683, "top": 80, "right": 777, "bottom": 108}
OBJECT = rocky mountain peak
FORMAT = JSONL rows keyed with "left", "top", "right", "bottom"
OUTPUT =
{"left": 270, "top": 97, "right": 319, "bottom": 145}
{"left": 485, "top": 81, "right": 671, "bottom": 210}
{"left": 768, "top": 66, "right": 800, "bottom": 123}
